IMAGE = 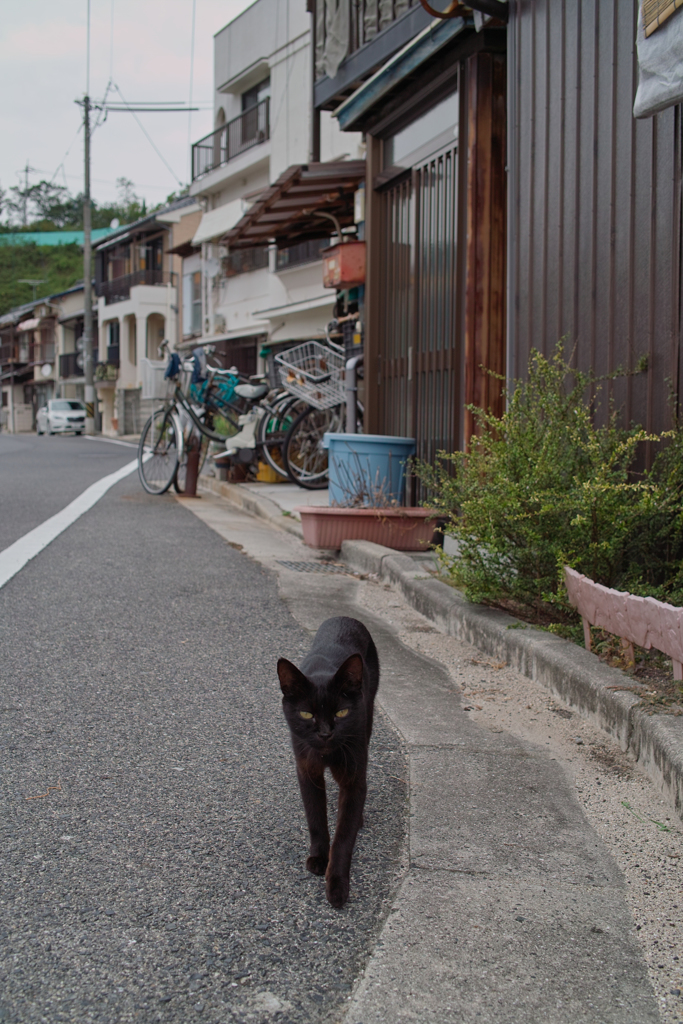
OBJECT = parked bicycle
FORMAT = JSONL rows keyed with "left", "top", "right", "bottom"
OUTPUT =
{"left": 138, "top": 349, "right": 244, "bottom": 495}
{"left": 138, "top": 347, "right": 305, "bottom": 495}
{"left": 274, "top": 338, "right": 362, "bottom": 489}
{"left": 211, "top": 385, "right": 308, "bottom": 479}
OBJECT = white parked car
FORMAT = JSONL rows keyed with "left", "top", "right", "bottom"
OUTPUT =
{"left": 36, "top": 400, "right": 86, "bottom": 435}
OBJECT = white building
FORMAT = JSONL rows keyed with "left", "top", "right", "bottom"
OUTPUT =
{"left": 0, "top": 289, "right": 86, "bottom": 434}
{"left": 92, "top": 196, "right": 201, "bottom": 435}
{"left": 186, "top": 0, "right": 364, "bottom": 371}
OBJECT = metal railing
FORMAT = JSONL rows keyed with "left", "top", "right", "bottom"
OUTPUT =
{"left": 59, "top": 352, "right": 83, "bottom": 378}
{"left": 192, "top": 99, "right": 270, "bottom": 181}
{"left": 276, "top": 238, "right": 329, "bottom": 270}
{"left": 96, "top": 269, "right": 177, "bottom": 305}
{"left": 223, "top": 246, "right": 269, "bottom": 277}
{"left": 0, "top": 342, "right": 18, "bottom": 364}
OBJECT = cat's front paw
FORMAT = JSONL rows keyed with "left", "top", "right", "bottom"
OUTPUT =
{"left": 325, "top": 872, "right": 349, "bottom": 908}
{"left": 306, "top": 854, "right": 328, "bottom": 875}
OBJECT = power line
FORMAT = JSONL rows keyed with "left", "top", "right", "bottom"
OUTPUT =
{"left": 109, "top": 0, "right": 114, "bottom": 83}
{"left": 111, "top": 83, "right": 184, "bottom": 187}
{"left": 187, "top": 0, "right": 197, "bottom": 183}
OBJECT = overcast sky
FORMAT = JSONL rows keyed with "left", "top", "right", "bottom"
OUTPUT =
{"left": 0, "top": 0, "right": 255, "bottom": 215}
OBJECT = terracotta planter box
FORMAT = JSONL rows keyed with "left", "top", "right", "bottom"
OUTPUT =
{"left": 296, "top": 506, "right": 439, "bottom": 551}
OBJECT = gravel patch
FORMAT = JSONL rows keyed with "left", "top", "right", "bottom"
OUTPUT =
{"left": 356, "top": 576, "right": 683, "bottom": 1024}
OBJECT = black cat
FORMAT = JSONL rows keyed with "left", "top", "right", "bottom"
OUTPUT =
{"left": 277, "top": 616, "right": 380, "bottom": 908}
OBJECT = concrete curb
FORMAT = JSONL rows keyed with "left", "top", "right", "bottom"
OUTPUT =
{"left": 341, "top": 538, "right": 683, "bottom": 823}
{"left": 199, "top": 476, "right": 304, "bottom": 539}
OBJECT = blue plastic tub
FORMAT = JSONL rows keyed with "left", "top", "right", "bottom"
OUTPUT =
{"left": 323, "top": 433, "right": 416, "bottom": 507}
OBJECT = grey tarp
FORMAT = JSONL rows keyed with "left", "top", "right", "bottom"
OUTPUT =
{"left": 634, "top": 5, "right": 683, "bottom": 118}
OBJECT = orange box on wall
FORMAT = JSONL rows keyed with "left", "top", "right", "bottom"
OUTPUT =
{"left": 322, "top": 241, "right": 366, "bottom": 289}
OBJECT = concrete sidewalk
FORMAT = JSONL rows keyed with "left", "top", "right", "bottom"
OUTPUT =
{"left": 199, "top": 475, "right": 683, "bottom": 830}
{"left": 183, "top": 484, "right": 674, "bottom": 1023}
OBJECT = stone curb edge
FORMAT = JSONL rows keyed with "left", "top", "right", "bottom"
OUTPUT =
{"left": 341, "top": 539, "right": 683, "bottom": 823}
{"left": 198, "top": 476, "right": 305, "bottom": 539}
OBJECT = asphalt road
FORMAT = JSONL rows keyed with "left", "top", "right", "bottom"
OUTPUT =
{"left": 0, "top": 434, "right": 138, "bottom": 551}
{"left": 0, "top": 439, "right": 407, "bottom": 1024}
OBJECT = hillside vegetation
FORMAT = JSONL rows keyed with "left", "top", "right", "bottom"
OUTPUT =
{"left": 0, "top": 243, "right": 85, "bottom": 317}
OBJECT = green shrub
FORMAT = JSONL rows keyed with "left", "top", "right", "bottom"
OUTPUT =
{"left": 418, "top": 346, "right": 683, "bottom": 618}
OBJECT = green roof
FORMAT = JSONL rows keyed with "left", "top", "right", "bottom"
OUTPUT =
{"left": 0, "top": 228, "right": 120, "bottom": 247}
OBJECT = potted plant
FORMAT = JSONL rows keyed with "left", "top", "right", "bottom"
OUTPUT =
{"left": 296, "top": 433, "right": 440, "bottom": 550}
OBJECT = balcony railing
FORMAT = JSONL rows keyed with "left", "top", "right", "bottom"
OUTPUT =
{"left": 96, "top": 269, "right": 177, "bottom": 305}
{"left": 276, "top": 238, "right": 329, "bottom": 271}
{"left": 60, "top": 352, "right": 82, "bottom": 378}
{"left": 95, "top": 362, "right": 119, "bottom": 383}
{"left": 0, "top": 342, "right": 20, "bottom": 364}
{"left": 192, "top": 98, "right": 270, "bottom": 181}
{"left": 223, "top": 246, "right": 269, "bottom": 277}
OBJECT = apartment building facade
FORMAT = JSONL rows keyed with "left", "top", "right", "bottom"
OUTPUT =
{"left": 186, "top": 0, "right": 364, "bottom": 373}
{"left": 0, "top": 284, "right": 100, "bottom": 433}
{"left": 92, "top": 196, "right": 201, "bottom": 435}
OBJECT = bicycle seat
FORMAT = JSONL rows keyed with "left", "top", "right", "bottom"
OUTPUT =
{"left": 234, "top": 382, "right": 268, "bottom": 400}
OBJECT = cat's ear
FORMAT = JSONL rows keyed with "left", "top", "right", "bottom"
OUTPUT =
{"left": 277, "top": 658, "right": 310, "bottom": 698}
{"left": 334, "top": 653, "right": 364, "bottom": 693}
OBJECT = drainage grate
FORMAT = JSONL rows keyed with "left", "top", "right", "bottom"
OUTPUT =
{"left": 277, "top": 560, "right": 352, "bottom": 575}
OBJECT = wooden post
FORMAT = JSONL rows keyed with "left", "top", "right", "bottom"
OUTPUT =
{"left": 582, "top": 617, "right": 592, "bottom": 652}
{"left": 364, "top": 133, "right": 383, "bottom": 436}
{"left": 184, "top": 435, "right": 200, "bottom": 497}
{"left": 464, "top": 51, "right": 507, "bottom": 445}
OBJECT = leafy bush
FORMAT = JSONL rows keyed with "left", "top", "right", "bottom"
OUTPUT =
{"left": 419, "top": 346, "right": 683, "bottom": 618}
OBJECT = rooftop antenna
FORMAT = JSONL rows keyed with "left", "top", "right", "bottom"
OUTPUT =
{"left": 18, "top": 279, "right": 48, "bottom": 302}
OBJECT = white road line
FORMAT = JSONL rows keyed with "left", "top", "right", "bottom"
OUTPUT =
{"left": 0, "top": 458, "right": 140, "bottom": 591}
{"left": 84, "top": 435, "right": 138, "bottom": 449}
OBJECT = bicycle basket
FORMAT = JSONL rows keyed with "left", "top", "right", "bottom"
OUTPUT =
{"left": 275, "top": 340, "right": 345, "bottom": 410}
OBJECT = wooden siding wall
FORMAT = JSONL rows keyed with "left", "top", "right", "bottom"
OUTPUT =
{"left": 465, "top": 52, "right": 507, "bottom": 441}
{"left": 508, "top": 0, "right": 683, "bottom": 447}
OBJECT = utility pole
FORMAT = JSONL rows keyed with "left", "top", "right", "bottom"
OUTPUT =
{"left": 23, "top": 161, "right": 29, "bottom": 227}
{"left": 82, "top": 93, "right": 95, "bottom": 435}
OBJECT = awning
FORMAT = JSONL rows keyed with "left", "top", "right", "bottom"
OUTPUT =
{"left": 222, "top": 161, "right": 365, "bottom": 250}
{"left": 334, "top": 17, "right": 467, "bottom": 132}
{"left": 16, "top": 318, "right": 41, "bottom": 332}
{"left": 192, "top": 200, "right": 246, "bottom": 246}
{"left": 58, "top": 307, "right": 98, "bottom": 325}
{"left": 252, "top": 294, "right": 333, "bottom": 319}
{"left": 176, "top": 324, "right": 269, "bottom": 351}
{"left": 166, "top": 240, "right": 199, "bottom": 257}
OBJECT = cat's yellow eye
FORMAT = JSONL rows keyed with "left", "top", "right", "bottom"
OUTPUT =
{"left": 335, "top": 708, "right": 349, "bottom": 718}
{"left": 299, "top": 711, "right": 313, "bottom": 720}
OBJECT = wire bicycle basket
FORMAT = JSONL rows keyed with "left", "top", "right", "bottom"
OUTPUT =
{"left": 275, "top": 340, "right": 345, "bottom": 410}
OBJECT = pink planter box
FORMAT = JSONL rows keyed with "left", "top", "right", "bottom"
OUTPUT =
{"left": 565, "top": 566, "right": 683, "bottom": 679}
{"left": 296, "top": 506, "right": 439, "bottom": 551}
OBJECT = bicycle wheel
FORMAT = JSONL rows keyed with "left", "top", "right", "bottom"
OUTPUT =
{"left": 138, "top": 408, "right": 182, "bottom": 495}
{"left": 283, "top": 404, "right": 344, "bottom": 489}
{"left": 257, "top": 394, "right": 307, "bottom": 478}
